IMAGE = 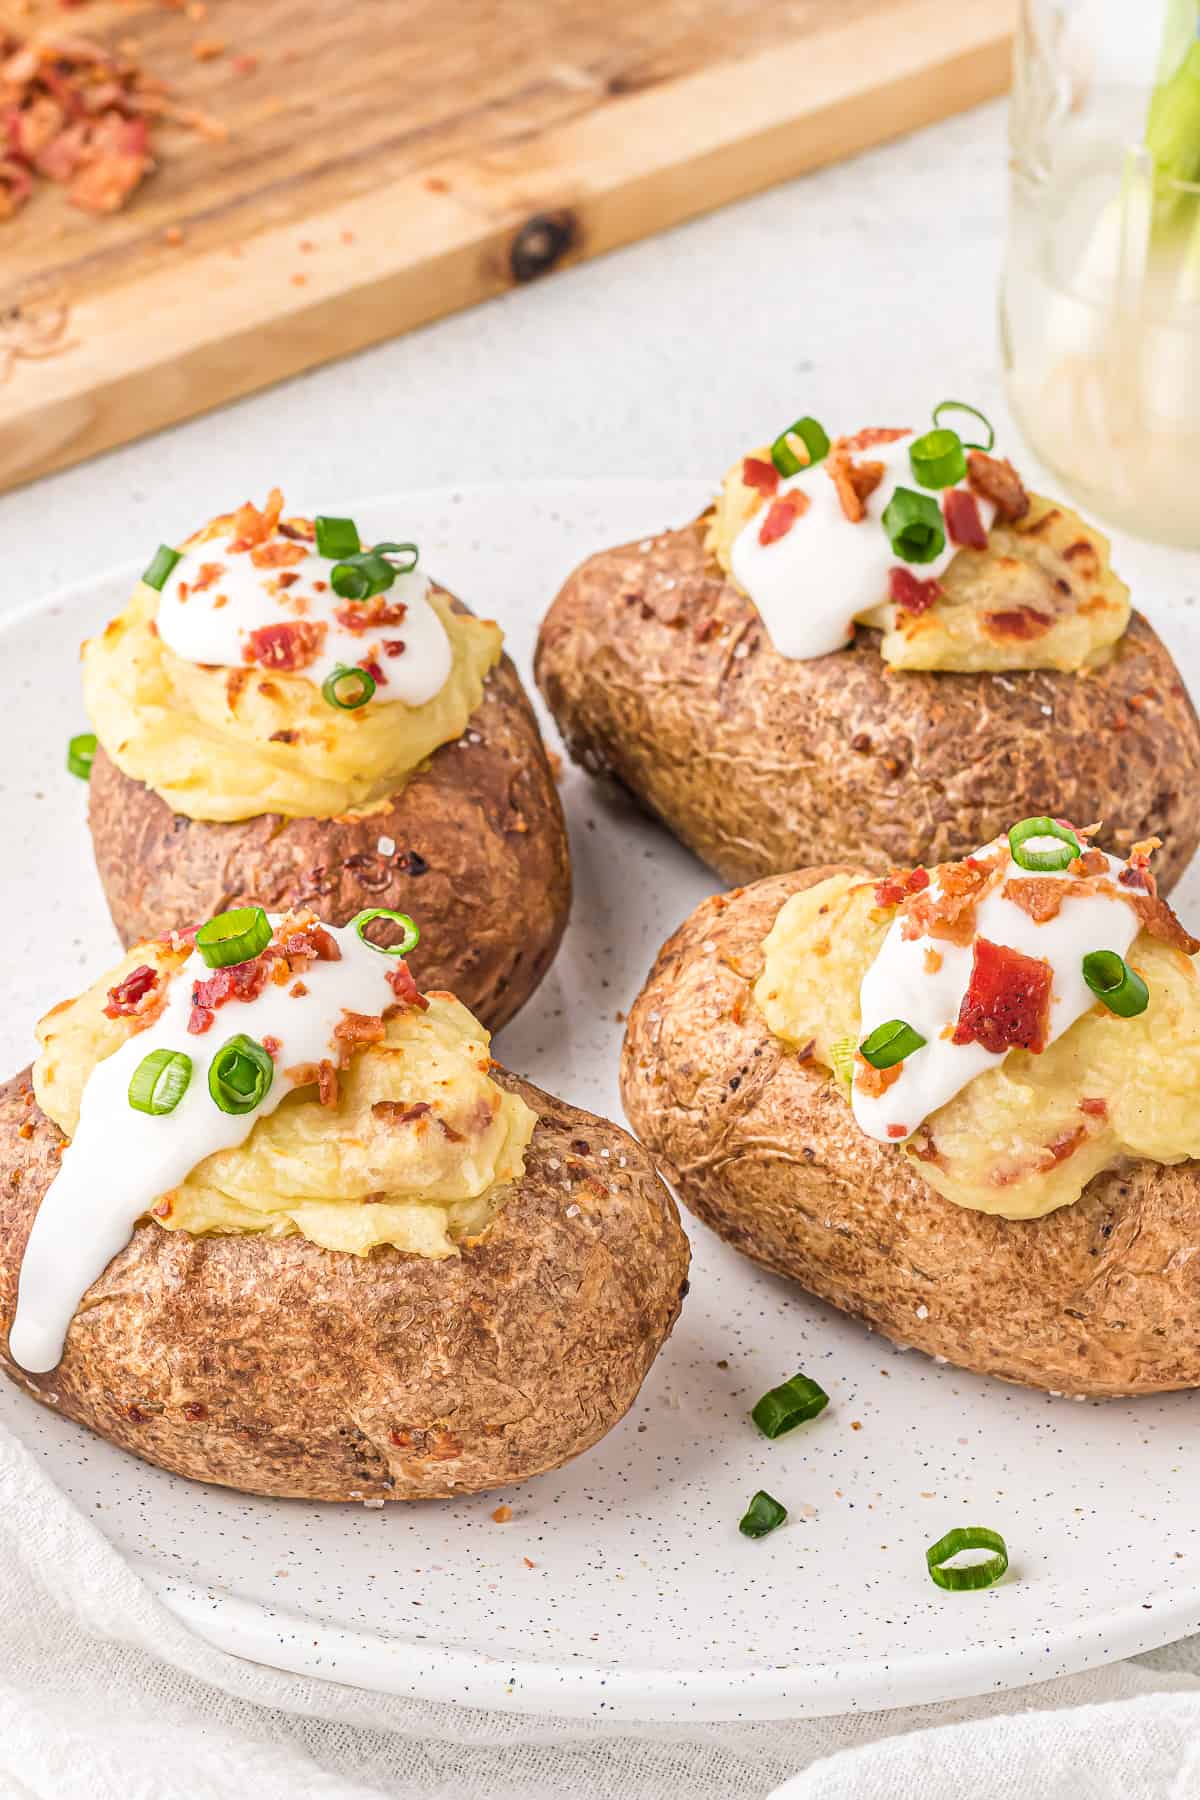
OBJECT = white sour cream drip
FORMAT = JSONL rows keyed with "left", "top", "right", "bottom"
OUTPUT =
{"left": 155, "top": 530, "right": 452, "bottom": 706}
{"left": 10, "top": 921, "right": 402, "bottom": 1374}
{"left": 852, "top": 840, "right": 1140, "bottom": 1144}
{"left": 729, "top": 432, "right": 997, "bottom": 660}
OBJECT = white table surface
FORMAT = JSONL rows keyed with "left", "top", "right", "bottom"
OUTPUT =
{"left": 2, "top": 90, "right": 1197, "bottom": 1745}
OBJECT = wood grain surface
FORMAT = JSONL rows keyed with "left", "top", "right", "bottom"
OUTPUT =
{"left": 0, "top": 0, "right": 1014, "bottom": 490}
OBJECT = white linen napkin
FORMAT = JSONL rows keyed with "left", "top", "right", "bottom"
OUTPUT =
{"left": 2, "top": 1415, "right": 1198, "bottom": 1800}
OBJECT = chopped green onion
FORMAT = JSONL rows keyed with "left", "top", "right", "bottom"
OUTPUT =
{"left": 1008, "top": 816, "right": 1081, "bottom": 872}
{"left": 931, "top": 400, "right": 995, "bottom": 452}
{"left": 315, "top": 515, "right": 361, "bottom": 559}
{"left": 770, "top": 416, "right": 831, "bottom": 477}
{"left": 751, "top": 1373, "right": 829, "bottom": 1439}
{"left": 926, "top": 1526, "right": 1009, "bottom": 1591}
{"left": 141, "top": 544, "right": 182, "bottom": 590}
{"left": 739, "top": 1491, "right": 787, "bottom": 1539}
{"left": 208, "top": 1034, "right": 274, "bottom": 1116}
{"left": 371, "top": 540, "right": 419, "bottom": 574}
{"left": 67, "top": 732, "right": 97, "bottom": 780}
{"left": 330, "top": 542, "right": 419, "bottom": 600}
{"left": 829, "top": 1034, "right": 857, "bottom": 1095}
{"left": 128, "top": 1048, "right": 193, "bottom": 1116}
{"left": 882, "top": 487, "right": 945, "bottom": 564}
{"left": 859, "top": 1018, "right": 926, "bottom": 1070}
{"left": 1083, "top": 950, "right": 1150, "bottom": 1018}
{"left": 196, "top": 906, "right": 271, "bottom": 970}
{"left": 909, "top": 427, "right": 967, "bottom": 490}
{"left": 350, "top": 908, "right": 420, "bottom": 957}
{"left": 322, "top": 664, "right": 377, "bottom": 710}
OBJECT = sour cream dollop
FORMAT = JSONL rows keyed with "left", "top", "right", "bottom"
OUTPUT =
{"left": 852, "top": 840, "right": 1139, "bottom": 1144}
{"left": 155, "top": 524, "right": 453, "bottom": 706}
{"left": 10, "top": 920, "right": 403, "bottom": 1374}
{"left": 729, "top": 432, "right": 997, "bottom": 660}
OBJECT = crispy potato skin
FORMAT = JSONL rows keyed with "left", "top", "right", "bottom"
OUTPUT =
{"left": 620, "top": 870, "right": 1200, "bottom": 1397}
{"left": 88, "top": 652, "right": 571, "bottom": 1032}
{"left": 536, "top": 519, "right": 1200, "bottom": 891}
{"left": 0, "top": 1067, "right": 689, "bottom": 1501}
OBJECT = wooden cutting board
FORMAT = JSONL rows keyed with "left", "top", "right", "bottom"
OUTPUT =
{"left": 0, "top": 0, "right": 1014, "bottom": 492}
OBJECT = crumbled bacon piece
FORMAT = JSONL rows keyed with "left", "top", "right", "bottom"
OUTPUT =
{"left": 1119, "top": 836, "right": 1162, "bottom": 896}
{"left": 888, "top": 567, "right": 942, "bottom": 614}
{"left": 333, "top": 595, "right": 408, "bottom": 632}
{"left": 839, "top": 427, "right": 910, "bottom": 453}
{"left": 332, "top": 1010, "right": 387, "bottom": 1063}
{"left": 886, "top": 1124, "right": 908, "bottom": 1140}
{"left": 286, "top": 1059, "right": 339, "bottom": 1106}
{"left": 1125, "top": 891, "right": 1200, "bottom": 956}
{"left": 952, "top": 938, "right": 1053, "bottom": 1054}
{"left": 261, "top": 1035, "right": 281, "bottom": 1061}
{"left": 741, "top": 456, "right": 779, "bottom": 498}
{"left": 386, "top": 960, "right": 428, "bottom": 1010}
{"left": 190, "top": 561, "right": 224, "bottom": 592}
{"left": 967, "top": 450, "right": 1029, "bottom": 523}
{"left": 229, "top": 488, "right": 284, "bottom": 550}
{"left": 103, "top": 963, "right": 159, "bottom": 1017}
{"left": 874, "top": 865, "right": 929, "bottom": 908}
{"left": 1002, "top": 876, "right": 1079, "bottom": 924}
{"left": 854, "top": 1056, "right": 902, "bottom": 1100}
{"left": 249, "top": 538, "right": 307, "bottom": 570}
{"left": 189, "top": 955, "right": 270, "bottom": 1029}
{"left": 1079, "top": 1097, "right": 1108, "bottom": 1119}
{"left": 758, "top": 491, "right": 809, "bottom": 546}
{"left": 244, "top": 619, "right": 327, "bottom": 672}
{"left": 901, "top": 850, "right": 1005, "bottom": 946}
{"left": 826, "top": 447, "right": 884, "bottom": 523}
{"left": 943, "top": 487, "right": 988, "bottom": 551}
{"left": 983, "top": 607, "right": 1052, "bottom": 642}
{"left": 382, "top": 638, "right": 406, "bottom": 657}
{"left": 65, "top": 110, "right": 148, "bottom": 213}
{"left": 275, "top": 921, "right": 340, "bottom": 966}
{"left": 1070, "top": 848, "right": 1109, "bottom": 878}
{"left": 361, "top": 658, "right": 386, "bottom": 686}
{"left": 371, "top": 1100, "right": 432, "bottom": 1127}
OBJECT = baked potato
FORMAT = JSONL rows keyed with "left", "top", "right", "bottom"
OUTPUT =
{"left": 0, "top": 907, "right": 688, "bottom": 1500}
{"left": 537, "top": 413, "right": 1200, "bottom": 889}
{"left": 83, "top": 490, "right": 570, "bottom": 1031}
{"left": 621, "top": 823, "right": 1200, "bottom": 1396}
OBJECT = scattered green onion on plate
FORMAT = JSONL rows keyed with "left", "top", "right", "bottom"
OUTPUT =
{"left": 926, "top": 1526, "right": 1009, "bottom": 1591}
{"left": 128, "top": 1048, "right": 193, "bottom": 1117}
{"left": 196, "top": 906, "right": 272, "bottom": 970}
{"left": 66, "top": 732, "right": 97, "bottom": 781}
{"left": 208, "top": 1034, "right": 275, "bottom": 1116}
{"left": 739, "top": 1491, "right": 788, "bottom": 1539}
{"left": 1083, "top": 950, "right": 1150, "bottom": 1017}
{"left": 751, "top": 1373, "right": 829, "bottom": 1439}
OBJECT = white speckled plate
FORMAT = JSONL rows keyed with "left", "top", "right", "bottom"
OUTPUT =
{"left": 3, "top": 481, "right": 1200, "bottom": 1722}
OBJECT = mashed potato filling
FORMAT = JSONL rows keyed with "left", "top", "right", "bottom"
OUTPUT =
{"left": 707, "top": 451, "right": 1129, "bottom": 674}
{"left": 755, "top": 873, "right": 1200, "bottom": 1220}
{"left": 83, "top": 584, "right": 502, "bottom": 822}
{"left": 34, "top": 942, "right": 535, "bottom": 1259}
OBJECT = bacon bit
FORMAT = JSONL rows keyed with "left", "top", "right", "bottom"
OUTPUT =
{"left": 290, "top": 980, "right": 308, "bottom": 997}
{"left": 249, "top": 538, "right": 307, "bottom": 570}
{"left": 1062, "top": 539, "right": 1099, "bottom": 569}
{"left": 1120, "top": 836, "right": 1162, "bottom": 896}
{"left": 189, "top": 955, "right": 270, "bottom": 1030}
{"left": 268, "top": 728, "right": 298, "bottom": 744}
{"left": 902, "top": 850, "right": 1005, "bottom": 946}
{"left": 152, "top": 1196, "right": 173, "bottom": 1219}
{"left": 361, "top": 658, "right": 386, "bottom": 687}
{"left": 741, "top": 456, "right": 779, "bottom": 497}
{"left": 229, "top": 488, "right": 284, "bottom": 550}
{"left": 966, "top": 450, "right": 1029, "bottom": 523}
{"left": 757, "top": 491, "right": 809, "bottom": 546}
{"left": 261, "top": 1035, "right": 281, "bottom": 1061}
{"left": 332, "top": 1010, "right": 386, "bottom": 1064}
{"left": 333, "top": 595, "right": 408, "bottom": 632}
{"left": 953, "top": 938, "right": 1053, "bottom": 1054}
{"left": 1070, "top": 848, "right": 1108, "bottom": 878}
{"left": 854, "top": 1055, "right": 902, "bottom": 1100}
{"left": 182, "top": 1401, "right": 208, "bottom": 1422}
{"left": 983, "top": 607, "right": 1052, "bottom": 642}
{"left": 382, "top": 638, "right": 406, "bottom": 657}
{"left": 491, "top": 1505, "right": 512, "bottom": 1523}
{"left": 874, "top": 865, "right": 929, "bottom": 908}
{"left": 826, "top": 446, "right": 884, "bottom": 523}
{"left": 1039, "top": 1124, "right": 1088, "bottom": 1171}
{"left": 104, "top": 963, "right": 159, "bottom": 1017}
{"left": 943, "top": 487, "right": 988, "bottom": 551}
{"left": 191, "top": 36, "right": 224, "bottom": 59}
{"left": 524, "top": 1557, "right": 537, "bottom": 1569}
{"left": 840, "top": 427, "right": 910, "bottom": 453}
{"left": 923, "top": 946, "right": 942, "bottom": 975}
{"left": 910, "top": 1130, "right": 945, "bottom": 1167}
{"left": 386, "top": 960, "right": 428, "bottom": 1011}
{"left": 230, "top": 52, "right": 257, "bottom": 75}
{"left": 188, "top": 1004, "right": 214, "bottom": 1035}
{"left": 17, "top": 1120, "right": 33, "bottom": 1141}
{"left": 187, "top": 561, "right": 222, "bottom": 592}
{"left": 244, "top": 619, "right": 327, "bottom": 672}
{"left": 1126, "top": 891, "right": 1200, "bottom": 956}
{"left": 224, "top": 667, "right": 250, "bottom": 711}
{"left": 286, "top": 1059, "right": 338, "bottom": 1106}
{"left": 371, "top": 1099, "right": 432, "bottom": 1127}
{"left": 886, "top": 1124, "right": 908, "bottom": 1140}
{"left": 888, "top": 566, "right": 942, "bottom": 614}
{"left": 1080, "top": 1097, "right": 1108, "bottom": 1119}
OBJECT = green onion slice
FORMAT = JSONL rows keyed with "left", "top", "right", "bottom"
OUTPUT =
{"left": 128, "top": 1048, "right": 192, "bottom": 1116}
{"left": 859, "top": 1018, "right": 926, "bottom": 1070}
{"left": 1008, "top": 816, "right": 1081, "bottom": 872}
{"left": 751, "top": 1373, "right": 829, "bottom": 1439}
{"left": 141, "top": 544, "right": 182, "bottom": 590}
{"left": 909, "top": 427, "right": 967, "bottom": 490}
{"left": 315, "top": 515, "right": 361, "bottom": 559}
{"left": 739, "top": 1491, "right": 788, "bottom": 1539}
{"left": 1082, "top": 950, "right": 1150, "bottom": 1018}
{"left": 208, "top": 1034, "right": 274, "bottom": 1116}
{"left": 67, "top": 732, "right": 97, "bottom": 780}
{"left": 926, "top": 1525, "right": 1009, "bottom": 1591}
{"left": 770, "top": 416, "right": 831, "bottom": 477}
{"left": 330, "top": 542, "right": 419, "bottom": 601}
{"left": 882, "top": 488, "right": 946, "bottom": 564}
{"left": 322, "top": 664, "right": 377, "bottom": 710}
{"left": 351, "top": 908, "right": 420, "bottom": 957}
{"left": 931, "top": 400, "right": 995, "bottom": 452}
{"left": 196, "top": 906, "right": 271, "bottom": 970}
{"left": 371, "top": 540, "right": 419, "bottom": 573}
{"left": 829, "top": 1034, "right": 857, "bottom": 1095}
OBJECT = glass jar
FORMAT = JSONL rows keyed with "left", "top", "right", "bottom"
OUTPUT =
{"left": 1001, "top": 0, "right": 1200, "bottom": 545}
